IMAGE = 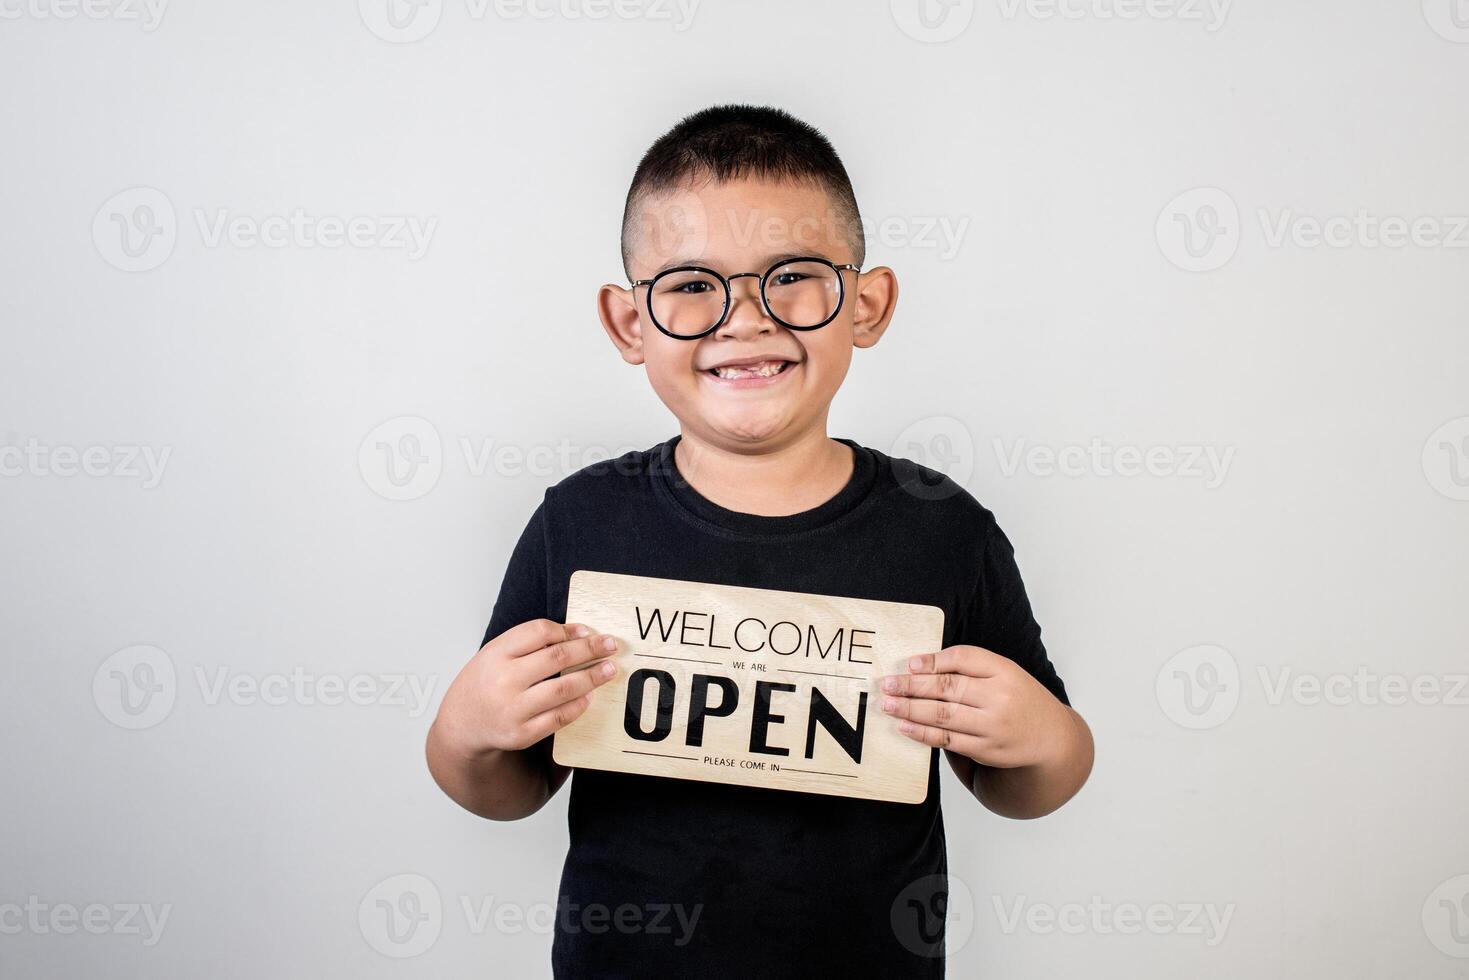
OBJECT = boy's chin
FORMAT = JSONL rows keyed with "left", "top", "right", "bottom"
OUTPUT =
{"left": 689, "top": 410, "right": 808, "bottom": 450}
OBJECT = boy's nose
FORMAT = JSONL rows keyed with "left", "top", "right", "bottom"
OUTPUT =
{"left": 715, "top": 274, "right": 776, "bottom": 339}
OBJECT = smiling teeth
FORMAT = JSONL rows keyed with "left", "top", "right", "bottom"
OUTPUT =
{"left": 713, "top": 361, "right": 786, "bottom": 379}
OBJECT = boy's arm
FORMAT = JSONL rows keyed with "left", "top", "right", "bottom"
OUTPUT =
{"left": 948, "top": 705, "right": 1093, "bottom": 819}
{"left": 427, "top": 618, "right": 619, "bottom": 820}
{"left": 428, "top": 494, "right": 617, "bottom": 821}
{"left": 880, "top": 647, "right": 1093, "bottom": 818}
{"left": 879, "top": 512, "right": 1092, "bottom": 818}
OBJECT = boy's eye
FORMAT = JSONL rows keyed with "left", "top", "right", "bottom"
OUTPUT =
{"left": 771, "top": 272, "right": 809, "bottom": 287}
{"left": 670, "top": 280, "right": 715, "bottom": 295}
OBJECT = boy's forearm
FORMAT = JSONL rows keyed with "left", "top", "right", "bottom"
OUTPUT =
{"left": 956, "top": 707, "right": 1094, "bottom": 819}
{"left": 426, "top": 717, "right": 557, "bottom": 821}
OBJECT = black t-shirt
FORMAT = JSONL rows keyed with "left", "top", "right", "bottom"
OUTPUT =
{"left": 480, "top": 434, "right": 1069, "bottom": 978}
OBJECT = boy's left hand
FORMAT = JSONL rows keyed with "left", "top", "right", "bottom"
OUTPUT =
{"left": 878, "top": 646, "right": 1072, "bottom": 769}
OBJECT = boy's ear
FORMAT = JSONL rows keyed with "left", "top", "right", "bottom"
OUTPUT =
{"left": 851, "top": 266, "right": 899, "bottom": 349}
{"left": 598, "top": 283, "right": 645, "bottom": 365}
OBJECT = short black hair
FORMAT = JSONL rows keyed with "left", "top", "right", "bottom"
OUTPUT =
{"left": 620, "top": 104, "right": 865, "bottom": 274}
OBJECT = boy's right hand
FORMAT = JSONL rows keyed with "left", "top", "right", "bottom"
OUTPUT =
{"left": 440, "top": 619, "right": 620, "bottom": 754}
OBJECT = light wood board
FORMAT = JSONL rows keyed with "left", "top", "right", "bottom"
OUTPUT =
{"left": 552, "top": 570, "right": 944, "bottom": 804}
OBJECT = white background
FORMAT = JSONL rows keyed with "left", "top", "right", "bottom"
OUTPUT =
{"left": 3, "top": 1, "right": 1468, "bottom": 977}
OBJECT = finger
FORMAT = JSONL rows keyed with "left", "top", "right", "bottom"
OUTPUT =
{"left": 495, "top": 619, "right": 592, "bottom": 659}
{"left": 880, "top": 694, "right": 987, "bottom": 736}
{"left": 878, "top": 671, "right": 979, "bottom": 704}
{"left": 520, "top": 658, "right": 619, "bottom": 718}
{"left": 893, "top": 717, "right": 986, "bottom": 758}
{"left": 516, "top": 633, "right": 620, "bottom": 684}
{"left": 906, "top": 645, "right": 1004, "bottom": 678}
{"left": 521, "top": 692, "right": 594, "bottom": 743}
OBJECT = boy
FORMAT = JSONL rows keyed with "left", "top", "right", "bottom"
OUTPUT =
{"left": 426, "top": 105, "right": 1094, "bottom": 976}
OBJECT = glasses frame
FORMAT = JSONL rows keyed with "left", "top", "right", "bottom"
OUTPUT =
{"left": 630, "top": 255, "right": 861, "bottom": 340}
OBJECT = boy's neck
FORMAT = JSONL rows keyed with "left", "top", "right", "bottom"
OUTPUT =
{"left": 673, "top": 426, "right": 855, "bottom": 518}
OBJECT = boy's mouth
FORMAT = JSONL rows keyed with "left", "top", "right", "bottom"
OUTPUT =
{"left": 702, "top": 357, "right": 798, "bottom": 385}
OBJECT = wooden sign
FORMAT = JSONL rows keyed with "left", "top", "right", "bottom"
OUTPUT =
{"left": 552, "top": 570, "right": 944, "bottom": 804}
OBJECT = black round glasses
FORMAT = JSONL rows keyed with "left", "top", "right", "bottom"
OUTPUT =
{"left": 630, "top": 256, "right": 861, "bottom": 340}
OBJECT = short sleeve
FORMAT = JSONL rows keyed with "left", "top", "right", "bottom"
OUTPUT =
{"left": 958, "top": 517, "right": 1070, "bottom": 706}
{"left": 480, "top": 495, "right": 552, "bottom": 648}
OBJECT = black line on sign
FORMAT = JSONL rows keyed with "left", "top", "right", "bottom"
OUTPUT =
{"left": 778, "top": 667, "right": 865, "bottom": 681}
{"left": 781, "top": 767, "right": 857, "bottom": 778}
{"left": 622, "top": 750, "right": 699, "bottom": 761}
{"left": 636, "top": 653, "right": 726, "bottom": 666}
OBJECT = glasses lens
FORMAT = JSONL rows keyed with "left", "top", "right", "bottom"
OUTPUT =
{"left": 649, "top": 269, "right": 726, "bottom": 337}
{"left": 763, "top": 260, "right": 841, "bottom": 328}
